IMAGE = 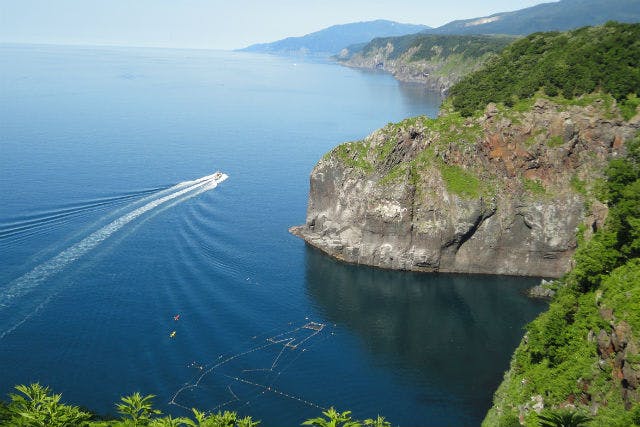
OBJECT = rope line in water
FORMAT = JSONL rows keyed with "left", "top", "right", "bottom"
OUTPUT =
{"left": 222, "top": 373, "right": 326, "bottom": 410}
{"left": 169, "top": 320, "right": 334, "bottom": 413}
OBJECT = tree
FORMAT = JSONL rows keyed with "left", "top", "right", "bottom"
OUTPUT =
{"left": 116, "top": 392, "right": 161, "bottom": 425}
{"left": 537, "top": 410, "right": 592, "bottom": 427}
{"left": 5, "top": 383, "right": 92, "bottom": 427}
{"left": 302, "top": 408, "right": 362, "bottom": 427}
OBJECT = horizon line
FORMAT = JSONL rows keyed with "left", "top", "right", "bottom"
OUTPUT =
{"left": 0, "top": 41, "right": 240, "bottom": 52}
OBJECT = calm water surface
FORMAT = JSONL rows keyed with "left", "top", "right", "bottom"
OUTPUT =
{"left": 0, "top": 44, "right": 546, "bottom": 426}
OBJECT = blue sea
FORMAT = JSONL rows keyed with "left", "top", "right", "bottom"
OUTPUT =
{"left": 0, "top": 44, "right": 546, "bottom": 426}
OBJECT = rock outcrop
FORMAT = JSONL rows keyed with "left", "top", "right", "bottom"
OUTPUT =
{"left": 597, "top": 319, "right": 640, "bottom": 409}
{"left": 291, "top": 97, "right": 639, "bottom": 277}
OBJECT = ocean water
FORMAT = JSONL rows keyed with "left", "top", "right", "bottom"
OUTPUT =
{"left": 0, "top": 44, "right": 546, "bottom": 426}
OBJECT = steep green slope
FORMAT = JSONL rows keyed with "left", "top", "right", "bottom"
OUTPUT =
{"left": 449, "top": 22, "right": 640, "bottom": 116}
{"left": 484, "top": 135, "right": 640, "bottom": 427}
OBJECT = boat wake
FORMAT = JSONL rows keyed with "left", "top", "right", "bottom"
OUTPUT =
{"left": 0, "top": 187, "right": 164, "bottom": 245}
{"left": 0, "top": 172, "right": 228, "bottom": 340}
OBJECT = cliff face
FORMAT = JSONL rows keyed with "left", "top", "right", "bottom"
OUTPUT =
{"left": 337, "top": 44, "right": 458, "bottom": 94}
{"left": 336, "top": 34, "right": 515, "bottom": 95}
{"left": 291, "top": 97, "right": 639, "bottom": 278}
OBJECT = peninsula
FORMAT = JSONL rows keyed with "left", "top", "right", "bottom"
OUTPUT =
{"left": 292, "top": 24, "right": 640, "bottom": 278}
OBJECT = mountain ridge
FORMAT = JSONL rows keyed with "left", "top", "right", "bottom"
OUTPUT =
{"left": 239, "top": 20, "right": 428, "bottom": 56}
{"left": 426, "top": 0, "right": 640, "bottom": 36}
{"left": 241, "top": 0, "right": 640, "bottom": 58}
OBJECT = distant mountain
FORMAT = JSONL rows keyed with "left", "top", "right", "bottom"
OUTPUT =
{"left": 336, "top": 0, "right": 640, "bottom": 92}
{"left": 427, "top": 0, "right": 640, "bottom": 35}
{"left": 239, "top": 20, "right": 429, "bottom": 56}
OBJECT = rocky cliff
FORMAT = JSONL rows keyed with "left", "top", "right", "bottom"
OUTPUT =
{"left": 336, "top": 34, "right": 515, "bottom": 95}
{"left": 337, "top": 44, "right": 456, "bottom": 94}
{"left": 291, "top": 96, "right": 639, "bottom": 278}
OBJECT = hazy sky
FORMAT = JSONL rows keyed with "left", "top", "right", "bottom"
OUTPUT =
{"left": 1, "top": 0, "right": 555, "bottom": 49}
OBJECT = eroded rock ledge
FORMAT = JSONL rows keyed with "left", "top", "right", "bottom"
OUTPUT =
{"left": 291, "top": 97, "right": 639, "bottom": 277}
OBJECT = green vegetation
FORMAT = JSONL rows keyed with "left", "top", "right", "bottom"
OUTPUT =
{"left": 0, "top": 384, "right": 393, "bottom": 427}
{"left": 302, "top": 408, "right": 391, "bottom": 427}
{"left": 546, "top": 135, "right": 564, "bottom": 148}
{"left": 450, "top": 22, "right": 640, "bottom": 117}
{"left": 0, "top": 383, "right": 261, "bottom": 426}
{"left": 620, "top": 94, "right": 640, "bottom": 121}
{"left": 483, "top": 135, "right": 640, "bottom": 426}
{"left": 523, "top": 178, "right": 546, "bottom": 196}
{"left": 331, "top": 140, "right": 374, "bottom": 173}
{"left": 439, "top": 164, "right": 481, "bottom": 198}
{"left": 538, "top": 410, "right": 592, "bottom": 427}
{"left": 330, "top": 113, "right": 495, "bottom": 198}
{"left": 570, "top": 175, "right": 587, "bottom": 197}
{"left": 3, "top": 383, "right": 92, "bottom": 426}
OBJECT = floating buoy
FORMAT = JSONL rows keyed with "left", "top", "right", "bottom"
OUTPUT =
{"left": 170, "top": 331, "right": 176, "bottom": 338}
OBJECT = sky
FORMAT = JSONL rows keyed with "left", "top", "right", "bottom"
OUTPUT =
{"left": 0, "top": 0, "right": 555, "bottom": 50}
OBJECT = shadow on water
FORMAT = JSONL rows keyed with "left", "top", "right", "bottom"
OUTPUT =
{"left": 304, "top": 246, "right": 547, "bottom": 420}
{"left": 396, "top": 81, "right": 444, "bottom": 112}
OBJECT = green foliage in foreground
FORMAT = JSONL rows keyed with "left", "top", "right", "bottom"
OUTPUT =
{"left": 538, "top": 410, "right": 592, "bottom": 427}
{"left": 0, "top": 383, "right": 261, "bottom": 427}
{"left": 302, "top": 408, "right": 391, "bottom": 427}
{"left": 0, "top": 384, "right": 392, "bottom": 427}
{"left": 3, "top": 383, "right": 92, "bottom": 426}
{"left": 483, "top": 135, "right": 640, "bottom": 426}
{"left": 450, "top": 22, "right": 640, "bottom": 116}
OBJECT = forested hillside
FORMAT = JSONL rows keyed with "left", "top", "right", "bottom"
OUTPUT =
{"left": 449, "top": 22, "right": 640, "bottom": 117}
{"left": 484, "top": 133, "right": 640, "bottom": 427}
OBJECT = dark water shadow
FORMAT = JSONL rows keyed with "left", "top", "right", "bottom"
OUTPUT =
{"left": 303, "top": 246, "right": 547, "bottom": 419}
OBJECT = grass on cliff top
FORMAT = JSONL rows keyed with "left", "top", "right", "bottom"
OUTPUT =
{"left": 438, "top": 164, "right": 482, "bottom": 199}
{"left": 381, "top": 108, "right": 483, "bottom": 151}
{"left": 483, "top": 135, "right": 640, "bottom": 427}
{"left": 331, "top": 91, "right": 616, "bottom": 203}
{"left": 330, "top": 109, "right": 494, "bottom": 200}
{"left": 329, "top": 140, "right": 374, "bottom": 173}
{"left": 449, "top": 22, "right": 640, "bottom": 117}
{"left": 374, "top": 113, "right": 491, "bottom": 199}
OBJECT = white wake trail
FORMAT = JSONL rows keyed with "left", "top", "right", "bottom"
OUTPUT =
{"left": 0, "top": 173, "right": 228, "bottom": 312}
